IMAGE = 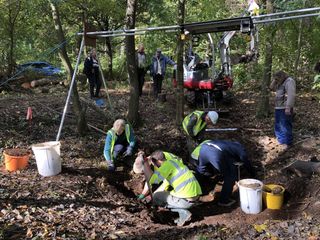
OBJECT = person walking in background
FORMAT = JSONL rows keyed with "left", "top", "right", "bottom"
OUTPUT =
{"left": 136, "top": 44, "right": 147, "bottom": 97}
{"left": 150, "top": 48, "right": 176, "bottom": 99}
{"left": 270, "top": 70, "right": 296, "bottom": 149}
{"left": 103, "top": 119, "right": 136, "bottom": 171}
{"left": 84, "top": 49, "right": 101, "bottom": 99}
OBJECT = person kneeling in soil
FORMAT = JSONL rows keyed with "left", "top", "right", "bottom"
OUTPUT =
{"left": 191, "top": 140, "right": 255, "bottom": 207}
{"left": 136, "top": 150, "right": 202, "bottom": 226}
{"left": 103, "top": 119, "right": 136, "bottom": 171}
{"left": 136, "top": 151, "right": 183, "bottom": 203}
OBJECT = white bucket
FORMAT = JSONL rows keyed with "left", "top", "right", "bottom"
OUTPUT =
{"left": 238, "top": 178, "right": 263, "bottom": 214}
{"left": 32, "top": 141, "right": 61, "bottom": 177}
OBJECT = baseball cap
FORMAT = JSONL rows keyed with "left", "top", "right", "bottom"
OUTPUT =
{"left": 156, "top": 48, "right": 162, "bottom": 52}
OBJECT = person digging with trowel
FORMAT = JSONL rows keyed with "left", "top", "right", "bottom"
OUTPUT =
{"left": 103, "top": 119, "right": 136, "bottom": 171}
{"left": 133, "top": 150, "right": 202, "bottom": 226}
{"left": 134, "top": 151, "right": 183, "bottom": 203}
{"left": 191, "top": 140, "right": 255, "bottom": 207}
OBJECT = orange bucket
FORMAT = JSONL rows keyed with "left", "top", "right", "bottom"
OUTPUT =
{"left": 3, "top": 149, "right": 30, "bottom": 172}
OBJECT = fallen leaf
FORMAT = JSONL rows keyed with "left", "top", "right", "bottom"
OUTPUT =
{"left": 108, "top": 233, "right": 118, "bottom": 239}
{"left": 26, "top": 228, "right": 33, "bottom": 238}
{"left": 253, "top": 224, "right": 267, "bottom": 233}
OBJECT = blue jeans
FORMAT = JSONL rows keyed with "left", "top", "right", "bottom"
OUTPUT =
{"left": 275, "top": 109, "right": 293, "bottom": 145}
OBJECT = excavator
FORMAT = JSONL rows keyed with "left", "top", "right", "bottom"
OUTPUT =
{"left": 174, "top": 16, "right": 256, "bottom": 108}
{"left": 171, "top": 2, "right": 320, "bottom": 108}
{"left": 76, "top": 3, "right": 320, "bottom": 110}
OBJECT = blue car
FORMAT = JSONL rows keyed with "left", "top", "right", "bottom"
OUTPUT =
{"left": 17, "top": 61, "right": 63, "bottom": 76}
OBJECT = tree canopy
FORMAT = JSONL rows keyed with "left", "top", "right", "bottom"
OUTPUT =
{"left": 0, "top": 0, "right": 319, "bottom": 86}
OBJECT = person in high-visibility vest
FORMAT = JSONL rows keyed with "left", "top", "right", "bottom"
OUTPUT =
{"left": 138, "top": 150, "right": 202, "bottom": 226}
{"left": 183, "top": 110, "right": 219, "bottom": 139}
{"left": 191, "top": 140, "right": 255, "bottom": 207}
{"left": 103, "top": 119, "right": 136, "bottom": 171}
{"left": 182, "top": 110, "right": 219, "bottom": 153}
{"left": 136, "top": 151, "right": 182, "bottom": 202}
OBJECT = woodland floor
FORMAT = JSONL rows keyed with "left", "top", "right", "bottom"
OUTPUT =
{"left": 0, "top": 80, "right": 320, "bottom": 240}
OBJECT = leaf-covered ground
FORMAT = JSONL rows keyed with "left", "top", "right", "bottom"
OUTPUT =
{"left": 0, "top": 82, "right": 319, "bottom": 239}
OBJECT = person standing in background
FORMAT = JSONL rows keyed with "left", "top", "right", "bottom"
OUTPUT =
{"left": 270, "top": 70, "right": 296, "bottom": 149}
{"left": 84, "top": 49, "right": 101, "bottom": 99}
{"left": 150, "top": 48, "right": 176, "bottom": 99}
{"left": 136, "top": 44, "right": 147, "bottom": 97}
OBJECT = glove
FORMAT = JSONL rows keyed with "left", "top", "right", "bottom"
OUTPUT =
{"left": 173, "top": 64, "right": 177, "bottom": 70}
{"left": 137, "top": 194, "right": 145, "bottom": 200}
{"left": 107, "top": 163, "right": 115, "bottom": 171}
{"left": 124, "top": 147, "right": 133, "bottom": 157}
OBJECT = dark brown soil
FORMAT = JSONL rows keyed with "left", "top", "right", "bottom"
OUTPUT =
{"left": 0, "top": 82, "right": 319, "bottom": 239}
{"left": 4, "top": 148, "right": 30, "bottom": 156}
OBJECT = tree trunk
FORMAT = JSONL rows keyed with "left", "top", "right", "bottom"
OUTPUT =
{"left": 105, "top": 37, "right": 113, "bottom": 79}
{"left": 49, "top": 1, "right": 88, "bottom": 136}
{"left": 82, "top": 11, "right": 88, "bottom": 56}
{"left": 8, "top": 26, "right": 14, "bottom": 77}
{"left": 175, "top": 0, "right": 185, "bottom": 126}
{"left": 294, "top": 0, "right": 307, "bottom": 76}
{"left": 7, "top": 1, "right": 21, "bottom": 77}
{"left": 125, "top": 0, "right": 139, "bottom": 126}
{"left": 256, "top": 0, "right": 275, "bottom": 118}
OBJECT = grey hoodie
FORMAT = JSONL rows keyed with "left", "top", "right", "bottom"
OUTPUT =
{"left": 273, "top": 77, "right": 296, "bottom": 109}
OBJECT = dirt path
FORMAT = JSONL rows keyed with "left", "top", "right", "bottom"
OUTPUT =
{"left": 0, "top": 84, "right": 319, "bottom": 239}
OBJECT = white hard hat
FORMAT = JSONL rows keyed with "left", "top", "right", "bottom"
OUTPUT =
{"left": 207, "top": 111, "right": 219, "bottom": 124}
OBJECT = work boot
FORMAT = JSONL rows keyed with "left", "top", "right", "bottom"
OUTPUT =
{"left": 171, "top": 209, "right": 192, "bottom": 227}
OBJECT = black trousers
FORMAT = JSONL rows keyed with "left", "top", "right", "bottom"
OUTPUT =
{"left": 153, "top": 74, "right": 164, "bottom": 98}
{"left": 137, "top": 68, "right": 145, "bottom": 96}
{"left": 88, "top": 74, "right": 101, "bottom": 98}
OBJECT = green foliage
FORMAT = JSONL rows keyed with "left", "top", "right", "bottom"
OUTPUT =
{"left": 1, "top": 0, "right": 320, "bottom": 91}
{"left": 312, "top": 75, "right": 320, "bottom": 91}
{"left": 111, "top": 55, "right": 128, "bottom": 81}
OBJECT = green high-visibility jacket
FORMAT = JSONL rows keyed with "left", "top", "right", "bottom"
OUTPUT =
{"left": 157, "top": 152, "right": 183, "bottom": 190}
{"left": 182, "top": 110, "right": 206, "bottom": 137}
{"left": 104, "top": 124, "right": 135, "bottom": 162}
{"left": 190, "top": 140, "right": 210, "bottom": 160}
{"left": 149, "top": 155, "right": 202, "bottom": 198}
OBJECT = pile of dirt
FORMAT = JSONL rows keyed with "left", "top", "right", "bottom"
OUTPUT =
{"left": 0, "top": 84, "right": 319, "bottom": 239}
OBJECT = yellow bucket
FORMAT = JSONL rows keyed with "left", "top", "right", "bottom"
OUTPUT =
{"left": 263, "top": 184, "right": 285, "bottom": 210}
